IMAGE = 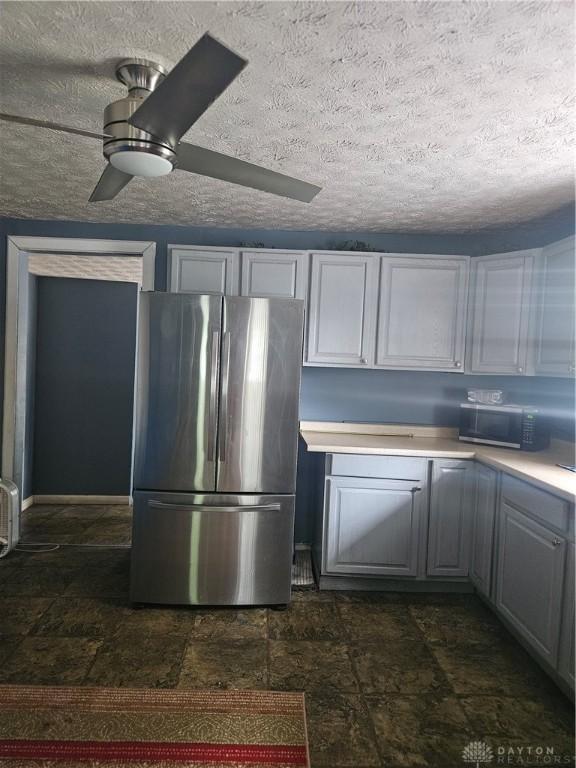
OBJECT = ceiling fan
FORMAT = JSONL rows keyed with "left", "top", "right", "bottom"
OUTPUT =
{"left": 0, "top": 33, "right": 321, "bottom": 204}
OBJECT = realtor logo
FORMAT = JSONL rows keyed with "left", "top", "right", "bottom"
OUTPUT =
{"left": 462, "top": 741, "right": 494, "bottom": 767}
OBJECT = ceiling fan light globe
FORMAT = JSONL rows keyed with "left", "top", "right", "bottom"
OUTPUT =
{"left": 109, "top": 150, "right": 173, "bottom": 178}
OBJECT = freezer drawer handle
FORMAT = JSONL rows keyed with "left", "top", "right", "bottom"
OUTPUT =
{"left": 219, "top": 330, "right": 231, "bottom": 463}
{"left": 207, "top": 330, "right": 220, "bottom": 462}
{"left": 148, "top": 501, "right": 281, "bottom": 514}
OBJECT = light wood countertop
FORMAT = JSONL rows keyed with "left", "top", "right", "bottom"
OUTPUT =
{"left": 300, "top": 422, "right": 576, "bottom": 502}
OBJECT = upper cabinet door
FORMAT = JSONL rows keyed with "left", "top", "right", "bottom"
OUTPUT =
{"left": 306, "top": 252, "right": 378, "bottom": 366}
{"left": 240, "top": 250, "right": 308, "bottom": 300}
{"left": 534, "top": 237, "right": 575, "bottom": 377}
{"left": 169, "top": 246, "right": 239, "bottom": 295}
{"left": 376, "top": 255, "right": 469, "bottom": 371}
{"left": 468, "top": 250, "right": 537, "bottom": 375}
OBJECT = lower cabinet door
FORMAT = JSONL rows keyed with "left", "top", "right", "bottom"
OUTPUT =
{"left": 470, "top": 464, "right": 498, "bottom": 597}
{"left": 496, "top": 502, "right": 566, "bottom": 666}
{"left": 323, "top": 476, "right": 424, "bottom": 576}
{"left": 558, "top": 542, "right": 575, "bottom": 689}
{"left": 427, "top": 460, "right": 474, "bottom": 577}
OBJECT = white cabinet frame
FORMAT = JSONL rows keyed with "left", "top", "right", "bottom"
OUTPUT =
{"left": 533, "top": 236, "right": 576, "bottom": 377}
{"left": 467, "top": 249, "right": 539, "bottom": 375}
{"left": 168, "top": 245, "right": 239, "bottom": 295}
{"left": 376, "top": 254, "right": 469, "bottom": 371}
{"left": 306, "top": 251, "right": 379, "bottom": 367}
{"left": 240, "top": 249, "right": 308, "bottom": 299}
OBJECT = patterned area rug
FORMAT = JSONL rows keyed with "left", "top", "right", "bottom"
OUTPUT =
{"left": 0, "top": 686, "right": 310, "bottom": 767}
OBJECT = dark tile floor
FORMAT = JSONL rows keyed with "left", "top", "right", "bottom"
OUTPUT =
{"left": 19, "top": 504, "right": 132, "bottom": 545}
{"left": 0, "top": 545, "right": 574, "bottom": 768}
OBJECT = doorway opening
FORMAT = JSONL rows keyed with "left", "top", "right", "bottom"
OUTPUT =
{"left": 2, "top": 236, "right": 156, "bottom": 550}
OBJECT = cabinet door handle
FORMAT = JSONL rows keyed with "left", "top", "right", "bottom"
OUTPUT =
{"left": 454, "top": 361, "right": 462, "bottom": 368}
{"left": 517, "top": 366, "right": 523, "bottom": 373}
{"left": 411, "top": 487, "right": 422, "bottom": 493}
{"left": 360, "top": 358, "right": 367, "bottom": 364}
{"left": 552, "top": 538, "right": 563, "bottom": 547}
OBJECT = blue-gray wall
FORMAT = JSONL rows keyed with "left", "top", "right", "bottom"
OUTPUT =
{"left": 31, "top": 277, "right": 138, "bottom": 495}
{"left": 0, "top": 205, "right": 573, "bottom": 524}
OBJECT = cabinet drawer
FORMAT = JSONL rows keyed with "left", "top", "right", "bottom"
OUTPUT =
{"left": 502, "top": 475, "right": 570, "bottom": 533}
{"left": 327, "top": 454, "right": 427, "bottom": 481}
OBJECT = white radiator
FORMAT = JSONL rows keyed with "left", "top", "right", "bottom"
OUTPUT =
{"left": 0, "top": 479, "right": 19, "bottom": 558}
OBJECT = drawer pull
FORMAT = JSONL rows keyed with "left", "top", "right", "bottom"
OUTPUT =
{"left": 552, "top": 538, "right": 563, "bottom": 547}
{"left": 411, "top": 487, "right": 422, "bottom": 493}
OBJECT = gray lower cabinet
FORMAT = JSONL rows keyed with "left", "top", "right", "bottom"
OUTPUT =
{"left": 240, "top": 249, "right": 308, "bottom": 300}
{"left": 427, "top": 460, "right": 474, "bottom": 577}
{"left": 323, "top": 476, "right": 424, "bottom": 577}
{"left": 470, "top": 463, "right": 498, "bottom": 597}
{"left": 558, "top": 542, "right": 575, "bottom": 688}
{"left": 306, "top": 251, "right": 378, "bottom": 367}
{"left": 468, "top": 250, "right": 537, "bottom": 375}
{"left": 534, "top": 236, "right": 575, "bottom": 377}
{"left": 169, "top": 246, "right": 239, "bottom": 294}
{"left": 496, "top": 501, "right": 566, "bottom": 666}
{"left": 376, "top": 255, "right": 469, "bottom": 371}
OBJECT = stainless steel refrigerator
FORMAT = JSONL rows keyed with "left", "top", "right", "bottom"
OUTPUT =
{"left": 130, "top": 292, "right": 304, "bottom": 606}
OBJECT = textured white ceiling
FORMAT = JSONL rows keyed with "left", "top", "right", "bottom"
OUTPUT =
{"left": 0, "top": 1, "right": 574, "bottom": 232}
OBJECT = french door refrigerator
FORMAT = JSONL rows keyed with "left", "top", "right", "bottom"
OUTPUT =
{"left": 130, "top": 292, "right": 304, "bottom": 606}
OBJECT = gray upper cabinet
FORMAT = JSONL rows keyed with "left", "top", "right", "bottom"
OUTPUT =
{"left": 376, "top": 255, "right": 469, "bottom": 371}
{"left": 169, "top": 246, "right": 239, "bottom": 295}
{"left": 240, "top": 250, "right": 308, "bottom": 300}
{"left": 558, "top": 542, "right": 575, "bottom": 689}
{"left": 427, "top": 460, "right": 474, "bottom": 577}
{"left": 306, "top": 252, "right": 378, "bottom": 366}
{"left": 323, "top": 475, "right": 424, "bottom": 577}
{"left": 496, "top": 500, "right": 566, "bottom": 666}
{"left": 470, "top": 463, "right": 498, "bottom": 598}
{"left": 534, "top": 236, "right": 576, "bottom": 377}
{"left": 468, "top": 250, "right": 538, "bottom": 375}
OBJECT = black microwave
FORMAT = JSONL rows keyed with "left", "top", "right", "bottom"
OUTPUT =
{"left": 459, "top": 403, "right": 549, "bottom": 451}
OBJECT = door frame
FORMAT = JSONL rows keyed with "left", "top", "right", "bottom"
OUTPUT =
{"left": 2, "top": 236, "right": 156, "bottom": 534}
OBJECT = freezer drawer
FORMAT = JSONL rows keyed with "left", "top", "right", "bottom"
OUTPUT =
{"left": 130, "top": 491, "right": 295, "bottom": 606}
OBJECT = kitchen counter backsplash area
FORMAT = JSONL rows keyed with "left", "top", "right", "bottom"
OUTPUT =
{"left": 299, "top": 368, "right": 576, "bottom": 441}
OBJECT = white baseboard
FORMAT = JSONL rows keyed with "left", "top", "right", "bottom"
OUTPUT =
{"left": 27, "top": 495, "right": 131, "bottom": 506}
{"left": 21, "top": 496, "right": 34, "bottom": 511}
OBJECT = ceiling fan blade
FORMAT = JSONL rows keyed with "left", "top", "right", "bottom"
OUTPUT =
{"left": 176, "top": 142, "right": 321, "bottom": 203}
{"left": 128, "top": 33, "right": 247, "bottom": 146}
{"left": 89, "top": 164, "right": 133, "bottom": 202}
{"left": 0, "top": 112, "right": 108, "bottom": 140}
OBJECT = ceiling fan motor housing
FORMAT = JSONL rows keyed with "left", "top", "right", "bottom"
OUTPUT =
{"left": 103, "top": 59, "right": 176, "bottom": 175}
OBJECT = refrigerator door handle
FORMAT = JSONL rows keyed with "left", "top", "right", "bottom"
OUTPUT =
{"left": 148, "top": 501, "right": 281, "bottom": 514}
{"left": 207, "top": 330, "right": 220, "bottom": 462}
{"left": 219, "top": 330, "right": 231, "bottom": 463}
